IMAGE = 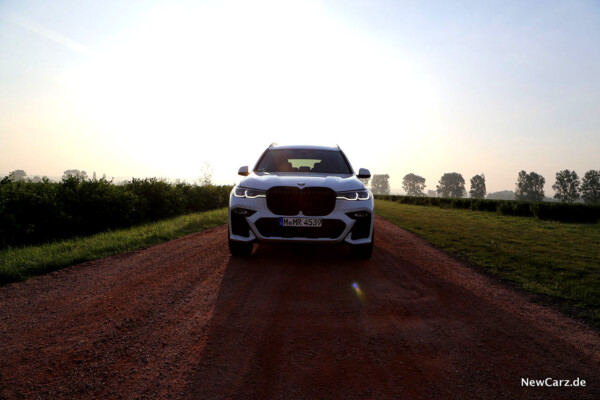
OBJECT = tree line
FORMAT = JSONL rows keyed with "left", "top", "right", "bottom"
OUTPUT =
{"left": 367, "top": 170, "right": 600, "bottom": 205}
{"left": 4, "top": 169, "right": 99, "bottom": 183}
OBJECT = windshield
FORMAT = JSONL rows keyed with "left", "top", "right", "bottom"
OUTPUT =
{"left": 256, "top": 149, "right": 353, "bottom": 174}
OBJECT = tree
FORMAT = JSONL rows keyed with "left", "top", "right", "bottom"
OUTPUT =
{"left": 469, "top": 174, "right": 486, "bottom": 199}
{"left": 580, "top": 170, "right": 600, "bottom": 205}
{"left": 402, "top": 173, "right": 426, "bottom": 196}
{"left": 552, "top": 170, "right": 580, "bottom": 203}
{"left": 8, "top": 170, "right": 27, "bottom": 181}
{"left": 63, "top": 169, "right": 88, "bottom": 180}
{"left": 436, "top": 172, "right": 466, "bottom": 198}
{"left": 198, "top": 162, "right": 213, "bottom": 186}
{"left": 370, "top": 174, "right": 390, "bottom": 195}
{"left": 515, "top": 170, "right": 545, "bottom": 201}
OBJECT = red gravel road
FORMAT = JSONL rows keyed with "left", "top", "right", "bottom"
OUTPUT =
{"left": 1, "top": 216, "right": 598, "bottom": 399}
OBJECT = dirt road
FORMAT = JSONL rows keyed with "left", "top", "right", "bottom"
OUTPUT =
{"left": 1, "top": 216, "right": 598, "bottom": 399}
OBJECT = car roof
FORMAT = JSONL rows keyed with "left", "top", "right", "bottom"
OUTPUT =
{"left": 267, "top": 144, "right": 340, "bottom": 151}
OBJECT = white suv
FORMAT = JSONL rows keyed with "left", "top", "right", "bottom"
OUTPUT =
{"left": 228, "top": 144, "right": 374, "bottom": 259}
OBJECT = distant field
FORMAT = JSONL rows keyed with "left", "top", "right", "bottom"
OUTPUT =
{"left": 375, "top": 199, "right": 600, "bottom": 327}
{"left": 0, "top": 208, "right": 228, "bottom": 285}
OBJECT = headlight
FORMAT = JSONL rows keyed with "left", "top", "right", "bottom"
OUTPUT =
{"left": 233, "top": 186, "right": 267, "bottom": 198}
{"left": 336, "top": 189, "right": 371, "bottom": 201}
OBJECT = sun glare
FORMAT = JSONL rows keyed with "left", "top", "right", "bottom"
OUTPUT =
{"left": 67, "top": 0, "right": 439, "bottom": 181}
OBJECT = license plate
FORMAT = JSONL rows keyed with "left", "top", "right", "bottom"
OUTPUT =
{"left": 279, "top": 217, "right": 323, "bottom": 227}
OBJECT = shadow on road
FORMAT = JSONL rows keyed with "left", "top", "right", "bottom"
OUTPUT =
{"left": 184, "top": 242, "right": 400, "bottom": 399}
{"left": 184, "top": 239, "right": 600, "bottom": 400}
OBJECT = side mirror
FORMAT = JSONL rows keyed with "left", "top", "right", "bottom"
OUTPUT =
{"left": 238, "top": 166, "right": 249, "bottom": 176}
{"left": 357, "top": 168, "right": 371, "bottom": 179}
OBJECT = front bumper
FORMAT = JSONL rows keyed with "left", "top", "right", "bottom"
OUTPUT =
{"left": 228, "top": 194, "right": 374, "bottom": 245}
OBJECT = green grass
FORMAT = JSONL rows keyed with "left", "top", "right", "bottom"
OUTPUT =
{"left": 0, "top": 208, "right": 228, "bottom": 285}
{"left": 375, "top": 199, "right": 600, "bottom": 327}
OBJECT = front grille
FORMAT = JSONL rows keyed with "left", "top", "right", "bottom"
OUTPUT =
{"left": 266, "top": 186, "right": 336, "bottom": 216}
{"left": 255, "top": 218, "right": 346, "bottom": 239}
{"left": 301, "top": 187, "right": 336, "bottom": 216}
{"left": 266, "top": 187, "right": 301, "bottom": 215}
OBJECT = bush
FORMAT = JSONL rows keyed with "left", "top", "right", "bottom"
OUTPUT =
{"left": 452, "top": 198, "right": 471, "bottom": 209}
{"left": 373, "top": 195, "right": 599, "bottom": 223}
{"left": 0, "top": 178, "right": 233, "bottom": 248}
{"left": 0, "top": 179, "right": 62, "bottom": 246}
{"left": 471, "top": 199, "right": 499, "bottom": 212}
{"left": 532, "top": 202, "right": 600, "bottom": 223}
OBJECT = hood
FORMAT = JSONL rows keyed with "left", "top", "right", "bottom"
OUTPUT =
{"left": 238, "top": 172, "right": 366, "bottom": 192}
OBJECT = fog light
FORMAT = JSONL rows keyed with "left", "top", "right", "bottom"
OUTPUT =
{"left": 347, "top": 211, "right": 371, "bottom": 219}
{"left": 232, "top": 208, "right": 256, "bottom": 216}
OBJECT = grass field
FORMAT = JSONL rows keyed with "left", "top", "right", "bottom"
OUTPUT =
{"left": 0, "top": 208, "right": 228, "bottom": 285}
{"left": 375, "top": 199, "right": 600, "bottom": 326}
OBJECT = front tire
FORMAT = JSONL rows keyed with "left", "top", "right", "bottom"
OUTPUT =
{"left": 228, "top": 237, "right": 253, "bottom": 257}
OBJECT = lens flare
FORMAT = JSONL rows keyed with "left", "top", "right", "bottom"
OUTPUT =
{"left": 352, "top": 282, "right": 365, "bottom": 303}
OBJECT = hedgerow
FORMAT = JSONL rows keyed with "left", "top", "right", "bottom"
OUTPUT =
{"left": 375, "top": 195, "right": 600, "bottom": 223}
{"left": 0, "top": 177, "right": 232, "bottom": 247}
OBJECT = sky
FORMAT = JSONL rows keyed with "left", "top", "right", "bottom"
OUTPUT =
{"left": 1, "top": 0, "right": 599, "bottom": 194}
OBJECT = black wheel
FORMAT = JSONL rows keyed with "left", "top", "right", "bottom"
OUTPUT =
{"left": 350, "top": 231, "right": 374, "bottom": 260}
{"left": 228, "top": 237, "right": 253, "bottom": 257}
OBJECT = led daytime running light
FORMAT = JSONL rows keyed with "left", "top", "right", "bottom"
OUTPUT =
{"left": 336, "top": 189, "right": 371, "bottom": 201}
{"left": 233, "top": 187, "right": 266, "bottom": 198}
